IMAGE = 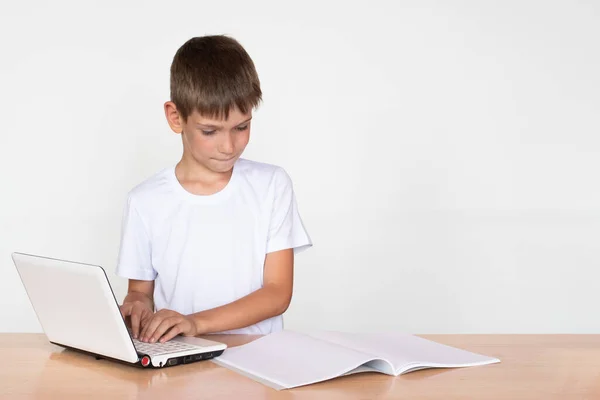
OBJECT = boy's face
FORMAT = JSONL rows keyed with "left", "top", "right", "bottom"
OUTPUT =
{"left": 165, "top": 103, "right": 252, "bottom": 174}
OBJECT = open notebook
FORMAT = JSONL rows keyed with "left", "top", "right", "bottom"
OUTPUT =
{"left": 213, "top": 330, "right": 500, "bottom": 390}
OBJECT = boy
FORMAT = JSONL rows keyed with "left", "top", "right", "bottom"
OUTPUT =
{"left": 116, "top": 35, "right": 312, "bottom": 344}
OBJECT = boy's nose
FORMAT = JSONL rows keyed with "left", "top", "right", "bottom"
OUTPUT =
{"left": 218, "top": 133, "right": 234, "bottom": 154}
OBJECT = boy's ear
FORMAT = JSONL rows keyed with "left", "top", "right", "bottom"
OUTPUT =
{"left": 164, "top": 101, "right": 184, "bottom": 134}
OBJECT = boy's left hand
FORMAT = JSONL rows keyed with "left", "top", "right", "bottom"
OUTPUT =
{"left": 139, "top": 309, "right": 198, "bottom": 343}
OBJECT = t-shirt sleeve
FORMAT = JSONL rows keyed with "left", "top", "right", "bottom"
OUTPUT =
{"left": 266, "top": 168, "right": 313, "bottom": 255}
{"left": 115, "top": 195, "right": 157, "bottom": 280}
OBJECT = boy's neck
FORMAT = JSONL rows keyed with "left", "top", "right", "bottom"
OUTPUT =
{"left": 175, "top": 158, "right": 233, "bottom": 196}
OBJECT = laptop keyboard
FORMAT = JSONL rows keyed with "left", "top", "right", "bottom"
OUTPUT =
{"left": 132, "top": 337, "right": 202, "bottom": 356}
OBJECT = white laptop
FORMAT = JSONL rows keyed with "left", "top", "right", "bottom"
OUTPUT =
{"left": 11, "top": 252, "right": 227, "bottom": 368}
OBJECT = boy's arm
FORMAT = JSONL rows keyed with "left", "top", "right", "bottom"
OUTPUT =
{"left": 120, "top": 279, "right": 155, "bottom": 339}
{"left": 193, "top": 248, "right": 294, "bottom": 332}
{"left": 139, "top": 248, "right": 293, "bottom": 343}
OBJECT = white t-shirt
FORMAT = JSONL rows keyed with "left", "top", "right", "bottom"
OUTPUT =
{"left": 115, "top": 158, "right": 312, "bottom": 334}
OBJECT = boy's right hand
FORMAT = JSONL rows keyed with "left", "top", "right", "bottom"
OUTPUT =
{"left": 120, "top": 301, "right": 153, "bottom": 339}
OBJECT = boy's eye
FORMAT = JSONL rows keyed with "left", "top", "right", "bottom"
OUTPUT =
{"left": 200, "top": 125, "right": 248, "bottom": 135}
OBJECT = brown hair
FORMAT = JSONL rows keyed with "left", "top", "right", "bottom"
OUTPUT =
{"left": 170, "top": 35, "right": 262, "bottom": 122}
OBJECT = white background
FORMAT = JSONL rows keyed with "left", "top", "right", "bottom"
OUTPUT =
{"left": 1, "top": 0, "right": 599, "bottom": 334}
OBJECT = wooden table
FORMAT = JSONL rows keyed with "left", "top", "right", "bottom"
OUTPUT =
{"left": 1, "top": 334, "right": 599, "bottom": 399}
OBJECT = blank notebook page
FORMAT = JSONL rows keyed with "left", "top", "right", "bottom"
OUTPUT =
{"left": 214, "top": 330, "right": 378, "bottom": 388}
{"left": 306, "top": 331, "right": 499, "bottom": 371}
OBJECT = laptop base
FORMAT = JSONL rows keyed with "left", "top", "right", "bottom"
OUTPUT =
{"left": 50, "top": 341, "right": 224, "bottom": 368}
